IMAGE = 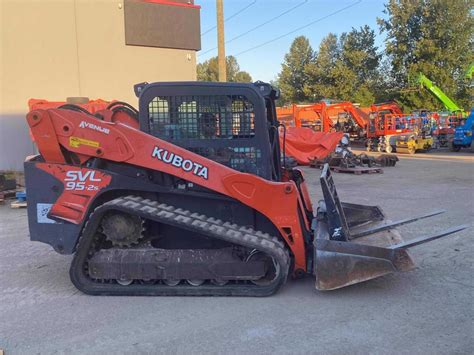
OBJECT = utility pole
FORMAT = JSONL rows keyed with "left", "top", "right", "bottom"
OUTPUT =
{"left": 216, "top": 0, "right": 226, "bottom": 82}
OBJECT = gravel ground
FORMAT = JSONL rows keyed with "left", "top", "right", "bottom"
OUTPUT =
{"left": 1, "top": 150, "right": 473, "bottom": 354}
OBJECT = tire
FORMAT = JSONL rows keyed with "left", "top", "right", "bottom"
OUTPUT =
{"left": 451, "top": 144, "right": 461, "bottom": 152}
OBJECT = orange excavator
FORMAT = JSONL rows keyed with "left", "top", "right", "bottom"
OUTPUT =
{"left": 326, "top": 102, "right": 369, "bottom": 140}
{"left": 370, "top": 102, "right": 404, "bottom": 116}
{"left": 276, "top": 103, "right": 331, "bottom": 131}
{"left": 24, "top": 81, "right": 466, "bottom": 296}
{"left": 277, "top": 102, "right": 368, "bottom": 138}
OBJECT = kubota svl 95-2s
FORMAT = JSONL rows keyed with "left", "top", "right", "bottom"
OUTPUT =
{"left": 25, "top": 82, "right": 465, "bottom": 296}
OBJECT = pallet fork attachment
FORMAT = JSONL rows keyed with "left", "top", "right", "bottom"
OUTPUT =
{"left": 313, "top": 164, "right": 467, "bottom": 290}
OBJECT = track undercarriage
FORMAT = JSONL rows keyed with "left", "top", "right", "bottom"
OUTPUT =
{"left": 70, "top": 196, "right": 290, "bottom": 296}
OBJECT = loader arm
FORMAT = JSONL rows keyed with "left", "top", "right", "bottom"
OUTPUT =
{"left": 27, "top": 108, "right": 309, "bottom": 271}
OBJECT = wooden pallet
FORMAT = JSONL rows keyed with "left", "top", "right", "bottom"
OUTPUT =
{"left": 10, "top": 200, "right": 27, "bottom": 209}
{"left": 332, "top": 166, "right": 383, "bottom": 175}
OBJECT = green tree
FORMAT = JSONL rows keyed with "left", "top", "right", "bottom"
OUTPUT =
{"left": 304, "top": 33, "right": 340, "bottom": 100}
{"left": 304, "top": 27, "right": 381, "bottom": 106}
{"left": 378, "top": 0, "right": 473, "bottom": 110}
{"left": 197, "top": 56, "right": 253, "bottom": 82}
{"left": 341, "top": 25, "right": 381, "bottom": 97}
{"left": 234, "top": 71, "right": 252, "bottom": 83}
{"left": 277, "top": 36, "right": 314, "bottom": 103}
{"left": 353, "top": 84, "right": 376, "bottom": 107}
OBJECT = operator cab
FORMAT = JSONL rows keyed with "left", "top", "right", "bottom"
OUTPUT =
{"left": 134, "top": 81, "right": 282, "bottom": 181}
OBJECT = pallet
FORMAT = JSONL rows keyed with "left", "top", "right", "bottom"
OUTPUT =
{"left": 332, "top": 166, "right": 383, "bottom": 175}
{"left": 10, "top": 200, "right": 27, "bottom": 209}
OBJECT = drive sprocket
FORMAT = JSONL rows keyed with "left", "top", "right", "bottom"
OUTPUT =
{"left": 101, "top": 211, "right": 143, "bottom": 247}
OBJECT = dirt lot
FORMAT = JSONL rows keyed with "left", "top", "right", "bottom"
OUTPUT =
{"left": 1, "top": 150, "right": 473, "bottom": 354}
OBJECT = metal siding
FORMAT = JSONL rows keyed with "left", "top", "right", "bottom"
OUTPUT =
{"left": 0, "top": 114, "right": 36, "bottom": 171}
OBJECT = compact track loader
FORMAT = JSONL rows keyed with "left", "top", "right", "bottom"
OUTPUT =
{"left": 25, "top": 82, "right": 466, "bottom": 296}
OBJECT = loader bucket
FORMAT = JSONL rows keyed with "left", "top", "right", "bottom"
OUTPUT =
{"left": 314, "top": 222, "right": 414, "bottom": 290}
{"left": 313, "top": 164, "right": 466, "bottom": 290}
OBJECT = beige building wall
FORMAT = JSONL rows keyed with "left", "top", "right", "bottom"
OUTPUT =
{"left": 0, "top": 0, "right": 198, "bottom": 170}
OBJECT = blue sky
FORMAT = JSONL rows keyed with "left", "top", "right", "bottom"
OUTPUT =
{"left": 197, "top": 0, "right": 388, "bottom": 82}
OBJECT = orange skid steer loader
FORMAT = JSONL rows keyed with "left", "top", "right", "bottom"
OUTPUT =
{"left": 24, "top": 81, "right": 466, "bottom": 296}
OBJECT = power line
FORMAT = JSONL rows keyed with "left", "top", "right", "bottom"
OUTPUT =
{"left": 232, "top": 0, "right": 362, "bottom": 57}
{"left": 201, "top": 0, "right": 257, "bottom": 37}
{"left": 199, "top": 0, "right": 308, "bottom": 57}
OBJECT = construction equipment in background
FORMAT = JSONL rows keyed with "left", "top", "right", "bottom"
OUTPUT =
{"left": 370, "top": 101, "right": 404, "bottom": 115}
{"left": 366, "top": 113, "right": 415, "bottom": 153}
{"left": 415, "top": 73, "right": 466, "bottom": 117}
{"left": 408, "top": 109, "right": 463, "bottom": 149}
{"left": 326, "top": 102, "right": 369, "bottom": 141}
{"left": 407, "top": 69, "right": 472, "bottom": 148}
{"left": 275, "top": 105, "right": 296, "bottom": 127}
{"left": 276, "top": 103, "right": 331, "bottom": 131}
{"left": 276, "top": 101, "right": 369, "bottom": 141}
{"left": 311, "top": 134, "right": 399, "bottom": 173}
{"left": 24, "top": 81, "right": 466, "bottom": 296}
{"left": 449, "top": 64, "right": 472, "bottom": 151}
{"left": 395, "top": 133, "right": 433, "bottom": 154}
{"left": 412, "top": 109, "right": 437, "bottom": 135}
{"left": 430, "top": 111, "right": 461, "bottom": 147}
{"left": 366, "top": 110, "right": 434, "bottom": 154}
{"left": 450, "top": 109, "right": 473, "bottom": 151}
{"left": 395, "top": 110, "right": 435, "bottom": 154}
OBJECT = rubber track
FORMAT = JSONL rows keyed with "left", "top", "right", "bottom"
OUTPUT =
{"left": 70, "top": 195, "right": 290, "bottom": 296}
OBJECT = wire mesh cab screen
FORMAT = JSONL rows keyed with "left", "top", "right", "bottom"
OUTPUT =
{"left": 139, "top": 84, "right": 271, "bottom": 179}
{"left": 148, "top": 95, "right": 255, "bottom": 140}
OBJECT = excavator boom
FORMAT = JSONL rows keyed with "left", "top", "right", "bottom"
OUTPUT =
{"left": 417, "top": 73, "right": 465, "bottom": 114}
{"left": 327, "top": 102, "right": 369, "bottom": 129}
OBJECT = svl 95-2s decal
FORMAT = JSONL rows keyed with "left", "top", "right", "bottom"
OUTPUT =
{"left": 64, "top": 170, "right": 102, "bottom": 191}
